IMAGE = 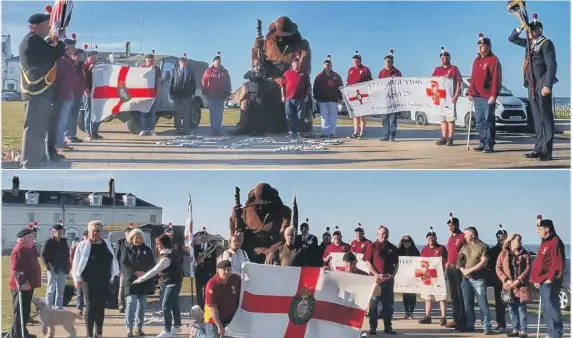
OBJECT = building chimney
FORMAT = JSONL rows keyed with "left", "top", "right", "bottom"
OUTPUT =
{"left": 108, "top": 178, "right": 115, "bottom": 198}
{"left": 12, "top": 176, "right": 20, "bottom": 196}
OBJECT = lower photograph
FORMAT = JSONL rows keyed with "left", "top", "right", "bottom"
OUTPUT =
{"left": 0, "top": 170, "right": 570, "bottom": 338}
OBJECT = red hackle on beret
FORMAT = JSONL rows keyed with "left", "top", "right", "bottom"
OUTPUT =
{"left": 83, "top": 44, "right": 88, "bottom": 49}
{"left": 71, "top": 33, "right": 76, "bottom": 40}
{"left": 45, "top": 5, "right": 52, "bottom": 13}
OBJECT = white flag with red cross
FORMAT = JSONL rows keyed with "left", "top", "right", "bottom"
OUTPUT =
{"left": 91, "top": 64, "right": 156, "bottom": 122}
{"left": 394, "top": 256, "right": 447, "bottom": 296}
{"left": 340, "top": 77, "right": 455, "bottom": 117}
{"left": 329, "top": 252, "right": 369, "bottom": 273}
{"left": 225, "top": 263, "right": 375, "bottom": 338}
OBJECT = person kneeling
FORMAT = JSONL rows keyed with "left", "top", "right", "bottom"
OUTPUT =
{"left": 190, "top": 260, "right": 241, "bottom": 338}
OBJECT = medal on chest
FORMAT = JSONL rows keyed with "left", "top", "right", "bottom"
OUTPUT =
{"left": 231, "top": 285, "right": 236, "bottom": 295}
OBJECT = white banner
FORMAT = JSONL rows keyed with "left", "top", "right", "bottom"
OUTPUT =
{"left": 340, "top": 77, "right": 454, "bottom": 117}
{"left": 329, "top": 254, "right": 446, "bottom": 296}
{"left": 91, "top": 64, "right": 156, "bottom": 122}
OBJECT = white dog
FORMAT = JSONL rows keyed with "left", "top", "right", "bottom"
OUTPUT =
{"left": 188, "top": 306, "right": 205, "bottom": 338}
{"left": 32, "top": 298, "right": 80, "bottom": 338}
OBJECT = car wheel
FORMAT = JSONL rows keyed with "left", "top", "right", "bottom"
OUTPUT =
{"left": 415, "top": 111, "right": 428, "bottom": 126}
{"left": 560, "top": 287, "right": 570, "bottom": 311}
{"left": 126, "top": 113, "right": 142, "bottom": 135}
{"left": 63, "top": 285, "right": 75, "bottom": 307}
{"left": 77, "top": 109, "right": 86, "bottom": 132}
{"left": 464, "top": 112, "right": 477, "bottom": 130}
{"left": 189, "top": 99, "right": 202, "bottom": 129}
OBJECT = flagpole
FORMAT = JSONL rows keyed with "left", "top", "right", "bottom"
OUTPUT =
{"left": 90, "top": 1, "right": 95, "bottom": 48}
{"left": 61, "top": 171, "right": 65, "bottom": 228}
{"left": 139, "top": 0, "right": 147, "bottom": 53}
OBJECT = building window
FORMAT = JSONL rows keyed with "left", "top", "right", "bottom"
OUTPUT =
{"left": 123, "top": 194, "right": 136, "bottom": 207}
{"left": 92, "top": 213, "right": 102, "bottom": 221}
{"left": 150, "top": 215, "right": 157, "bottom": 223}
{"left": 126, "top": 214, "right": 134, "bottom": 222}
{"left": 7, "top": 83, "right": 14, "bottom": 90}
{"left": 25, "top": 192, "right": 39, "bottom": 205}
{"left": 28, "top": 213, "right": 35, "bottom": 222}
{"left": 68, "top": 212, "right": 75, "bottom": 224}
{"left": 90, "top": 194, "right": 102, "bottom": 206}
{"left": 53, "top": 213, "right": 61, "bottom": 224}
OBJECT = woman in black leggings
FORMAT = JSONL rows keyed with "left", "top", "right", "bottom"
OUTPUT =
{"left": 397, "top": 235, "right": 421, "bottom": 319}
{"left": 72, "top": 220, "right": 119, "bottom": 337}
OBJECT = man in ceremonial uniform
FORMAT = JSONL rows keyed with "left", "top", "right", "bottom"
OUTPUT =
{"left": 347, "top": 51, "right": 373, "bottom": 139}
{"left": 432, "top": 47, "right": 463, "bottom": 146}
{"left": 444, "top": 214, "right": 466, "bottom": 330}
{"left": 40, "top": 223, "right": 70, "bottom": 310}
{"left": 295, "top": 222, "right": 319, "bottom": 266}
{"left": 378, "top": 49, "right": 403, "bottom": 142}
{"left": 19, "top": 11, "right": 66, "bottom": 169}
{"left": 10, "top": 226, "right": 42, "bottom": 338}
{"left": 350, "top": 223, "right": 371, "bottom": 255}
{"left": 272, "top": 226, "right": 307, "bottom": 266}
{"left": 194, "top": 228, "right": 217, "bottom": 310}
{"left": 467, "top": 33, "right": 503, "bottom": 153}
{"left": 317, "top": 227, "right": 332, "bottom": 265}
{"left": 509, "top": 14, "right": 558, "bottom": 161}
{"left": 531, "top": 217, "right": 566, "bottom": 338}
{"left": 170, "top": 54, "right": 196, "bottom": 135}
{"left": 281, "top": 56, "right": 311, "bottom": 138}
{"left": 364, "top": 226, "right": 399, "bottom": 335}
{"left": 487, "top": 225, "right": 508, "bottom": 331}
{"left": 419, "top": 227, "right": 448, "bottom": 326}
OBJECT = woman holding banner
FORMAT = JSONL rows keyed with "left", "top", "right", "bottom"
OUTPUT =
{"left": 397, "top": 235, "right": 420, "bottom": 319}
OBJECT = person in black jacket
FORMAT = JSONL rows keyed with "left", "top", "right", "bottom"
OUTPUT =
{"left": 397, "top": 235, "right": 421, "bottom": 319}
{"left": 41, "top": 223, "right": 70, "bottom": 310}
{"left": 19, "top": 11, "right": 66, "bottom": 169}
{"left": 193, "top": 229, "right": 217, "bottom": 310}
{"left": 116, "top": 226, "right": 132, "bottom": 313}
{"left": 295, "top": 222, "right": 319, "bottom": 266}
{"left": 121, "top": 229, "right": 155, "bottom": 337}
{"left": 487, "top": 225, "right": 508, "bottom": 331}
{"left": 170, "top": 55, "right": 196, "bottom": 135}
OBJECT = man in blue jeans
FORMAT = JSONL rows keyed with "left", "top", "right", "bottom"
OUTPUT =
{"left": 281, "top": 56, "right": 311, "bottom": 138}
{"left": 82, "top": 50, "right": 102, "bottom": 141}
{"left": 456, "top": 226, "right": 493, "bottom": 335}
{"left": 139, "top": 53, "right": 162, "bottom": 136}
{"left": 41, "top": 224, "right": 70, "bottom": 310}
{"left": 467, "top": 33, "right": 503, "bottom": 153}
{"left": 378, "top": 49, "right": 403, "bottom": 142}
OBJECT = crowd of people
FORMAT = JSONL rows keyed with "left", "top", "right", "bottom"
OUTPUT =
{"left": 7, "top": 213, "right": 566, "bottom": 338}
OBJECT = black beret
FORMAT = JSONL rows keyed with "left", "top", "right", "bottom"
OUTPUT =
{"left": 477, "top": 33, "right": 491, "bottom": 46}
{"left": 343, "top": 252, "right": 356, "bottom": 262}
{"left": 426, "top": 227, "right": 436, "bottom": 238}
{"left": 52, "top": 224, "right": 63, "bottom": 230}
{"left": 464, "top": 226, "right": 479, "bottom": 237}
{"left": 16, "top": 227, "right": 35, "bottom": 238}
{"left": 352, "top": 50, "right": 361, "bottom": 59}
{"left": 125, "top": 226, "right": 133, "bottom": 232}
{"left": 86, "top": 51, "right": 97, "bottom": 57}
{"left": 300, "top": 223, "right": 309, "bottom": 229}
{"left": 164, "top": 226, "right": 174, "bottom": 234}
{"left": 440, "top": 47, "right": 450, "bottom": 58}
{"left": 64, "top": 38, "right": 76, "bottom": 46}
{"left": 145, "top": 54, "right": 154, "bottom": 59}
{"left": 495, "top": 225, "right": 508, "bottom": 237}
{"left": 74, "top": 48, "right": 84, "bottom": 55}
{"left": 538, "top": 219, "right": 554, "bottom": 229}
{"left": 332, "top": 230, "right": 342, "bottom": 237}
{"left": 28, "top": 13, "right": 50, "bottom": 25}
{"left": 384, "top": 49, "right": 394, "bottom": 61}
{"left": 323, "top": 227, "right": 331, "bottom": 237}
{"left": 447, "top": 217, "right": 460, "bottom": 226}
{"left": 217, "top": 259, "right": 231, "bottom": 269}
{"left": 83, "top": 230, "right": 89, "bottom": 237}
{"left": 354, "top": 224, "right": 364, "bottom": 233}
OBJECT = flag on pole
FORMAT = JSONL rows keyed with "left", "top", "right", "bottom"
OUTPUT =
{"left": 184, "top": 194, "right": 196, "bottom": 277}
{"left": 291, "top": 194, "right": 298, "bottom": 233}
{"left": 226, "top": 263, "right": 375, "bottom": 338}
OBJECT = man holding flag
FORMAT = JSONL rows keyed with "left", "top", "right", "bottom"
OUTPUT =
{"left": 184, "top": 194, "right": 197, "bottom": 303}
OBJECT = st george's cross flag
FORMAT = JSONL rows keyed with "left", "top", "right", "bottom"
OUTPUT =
{"left": 91, "top": 64, "right": 156, "bottom": 122}
{"left": 225, "top": 263, "right": 376, "bottom": 338}
{"left": 329, "top": 252, "right": 369, "bottom": 273}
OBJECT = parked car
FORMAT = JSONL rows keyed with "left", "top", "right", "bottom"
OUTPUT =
{"left": 520, "top": 96, "right": 570, "bottom": 134}
{"left": 412, "top": 77, "right": 527, "bottom": 130}
{"left": 2, "top": 91, "right": 21, "bottom": 101}
{"left": 225, "top": 99, "right": 239, "bottom": 108}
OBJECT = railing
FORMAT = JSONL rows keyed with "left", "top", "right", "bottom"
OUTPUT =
{"left": 553, "top": 97, "right": 570, "bottom": 121}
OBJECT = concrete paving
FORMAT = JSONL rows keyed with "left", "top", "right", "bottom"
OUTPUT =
{"left": 3, "top": 122, "right": 568, "bottom": 169}
{"left": 17, "top": 296, "right": 571, "bottom": 337}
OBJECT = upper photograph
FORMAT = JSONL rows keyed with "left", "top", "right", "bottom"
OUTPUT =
{"left": 1, "top": 1, "right": 570, "bottom": 169}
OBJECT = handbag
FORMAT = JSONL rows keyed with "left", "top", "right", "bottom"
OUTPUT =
{"left": 501, "top": 288, "right": 514, "bottom": 305}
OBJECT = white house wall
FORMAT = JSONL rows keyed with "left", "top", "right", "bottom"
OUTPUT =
{"left": 1, "top": 205, "right": 162, "bottom": 249}
{"left": 4, "top": 60, "right": 21, "bottom": 91}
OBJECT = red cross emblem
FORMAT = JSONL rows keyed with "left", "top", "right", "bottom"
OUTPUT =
{"left": 241, "top": 267, "right": 365, "bottom": 337}
{"left": 92, "top": 66, "right": 156, "bottom": 114}
{"left": 425, "top": 80, "right": 446, "bottom": 105}
{"left": 414, "top": 260, "right": 438, "bottom": 285}
{"left": 348, "top": 89, "right": 369, "bottom": 105}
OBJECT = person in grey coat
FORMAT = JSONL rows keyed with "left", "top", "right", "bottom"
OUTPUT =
{"left": 169, "top": 55, "right": 196, "bottom": 134}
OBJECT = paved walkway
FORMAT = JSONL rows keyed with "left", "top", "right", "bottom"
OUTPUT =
{"left": 17, "top": 297, "right": 571, "bottom": 337}
{"left": 3, "top": 122, "right": 568, "bottom": 169}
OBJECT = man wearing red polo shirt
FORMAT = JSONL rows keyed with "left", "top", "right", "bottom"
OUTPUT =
{"left": 350, "top": 223, "right": 371, "bottom": 255}
{"left": 322, "top": 227, "right": 350, "bottom": 268}
{"left": 378, "top": 49, "right": 403, "bottom": 142}
{"left": 281, "top": 56, "right": 311, "bottom": 138}
{"left": 192, "top": 260, "right": 241, "bottom": 338}
{"left": 444, "top": 215, "right": 466, "bottom": 330}
{"left": 432, "top": 47, "right": 462, "bottom": 146}
{"left": 346, "top": 51, "right": 373, "bottom": 139}
{"left": 364, "top": 226, "right": 399, "bottom": 335}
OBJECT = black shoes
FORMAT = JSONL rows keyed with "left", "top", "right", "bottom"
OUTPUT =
{"left": 523, "top": 151, "right": 540, "bottom": 158}
{"left": 472, "top": 145, "right": 486, "bottom": 152}
{"left": 384, "top": 327, "right": 397, "bottom": 335}
{"left": 436, "top": 138, "right": 454, "bottom": 146}
{"left": 537, "top": 153, "right": 553, "bottom": 161}
{"left": 418, "top": 316, "right": 431, "bottom": 324}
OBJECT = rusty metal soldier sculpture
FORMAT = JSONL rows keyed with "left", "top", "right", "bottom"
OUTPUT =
{"left": 508, "top": 9, "right": 558, "bottom": 161}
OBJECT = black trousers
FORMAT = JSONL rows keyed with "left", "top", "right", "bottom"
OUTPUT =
{"left": 46, "top": 101, "right": 61, "bottom": 159}
{"left": 402, "top": 293, "right": 417, "bottom": 314}
{"left": 446, "top": 267, "right": 466, "bottom": 326}
{"left": 195, "top": 276, "right": 208, "bottom": 310}
{"left": 82, "top": 280, "right": 109, "bottom": 336}
{"left": 492, "top": 282, "right": 506, "bottom": 327}
{"left": 529, "top": 91, "right": 555, "bottom": 154}
{"left": 11, "top": 289, "right": 33, "bottom": 338}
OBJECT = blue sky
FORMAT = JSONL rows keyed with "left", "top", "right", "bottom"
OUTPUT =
{"left": 2, "top": 170, "right": 570, "bottom": 245}
{"left": 2, "top": 1, "right": 570, "bottom": 97}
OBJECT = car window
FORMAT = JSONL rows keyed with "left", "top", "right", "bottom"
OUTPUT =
{"left": 162, "top": 61, "right": 175, "bottom": 83}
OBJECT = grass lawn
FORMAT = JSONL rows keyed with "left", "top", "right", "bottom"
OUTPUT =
{"left": 1, "top": 256, "right": 197, "bottom": 332}
{"left": 1, "top": 102, "right": 356, "bottom": 152}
